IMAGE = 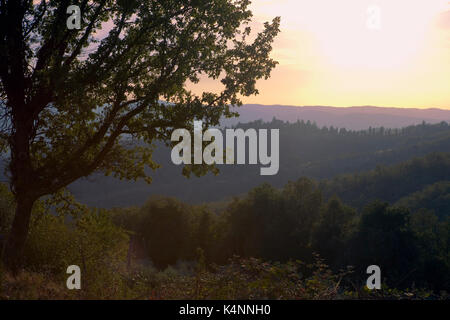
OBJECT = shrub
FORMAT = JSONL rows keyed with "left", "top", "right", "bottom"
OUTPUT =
{"left": 23, "top": 209, "right": 129, "bottom": 299}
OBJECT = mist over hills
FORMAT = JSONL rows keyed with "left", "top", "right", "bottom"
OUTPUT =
{"left": 223, "top": 104, "right": 450, "bottom": 130}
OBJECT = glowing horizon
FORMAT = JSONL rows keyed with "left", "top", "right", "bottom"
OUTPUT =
{"left": 189, "top": 0, "right": 450, "bottom": 109}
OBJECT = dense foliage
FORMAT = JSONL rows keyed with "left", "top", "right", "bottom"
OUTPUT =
{"left": 110, "top": 153, "right": 450, "bottom": 293}
{"left": 0, "top": 150, "right": 449, "bottom": 298}
{"left": 0, "top": 0, "right": 280, "bottom": 272}
{"left": 68, "top": 120, "right": 450, "bottom": 207}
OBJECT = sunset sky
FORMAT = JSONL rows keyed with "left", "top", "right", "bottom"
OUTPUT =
{"left": 191, "top": 0, "right": 450, "bottom": 109}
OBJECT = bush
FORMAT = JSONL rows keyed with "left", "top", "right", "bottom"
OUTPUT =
{"left": 125, "top": 254, "right": 353, "bottom": 300}
{"left": 23, "top": 209, "right": 129, "bottom": 299}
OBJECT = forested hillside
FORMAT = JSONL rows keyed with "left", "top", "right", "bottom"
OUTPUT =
{"left": 104, "top": 152, "right": 450, "bottom": 293}
{"left": 395, "top": 182, "right": 450, "bottom": 219}
{"left": 1, "top": 0, "right": 448, "bottom": 302}
{"left": 320, "top": 152, "right": 450, "bottom": 211}
{"left": 69, "top": 120, "right": 450, "bottom": 207}
{"left": 2, "top": 120, "right": 449, "bottom": 298}
{"left": 1, "top": 144, "right": 448, "bottom": 299}
{"left": 222, "top": 104, "right": 450, "bottom": 130}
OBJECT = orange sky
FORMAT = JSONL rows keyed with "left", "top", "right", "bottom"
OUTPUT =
{"left": 189, "top": 0, "right": 450, "bottom": 109}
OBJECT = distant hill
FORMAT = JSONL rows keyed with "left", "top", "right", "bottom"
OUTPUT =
{"left": 320, "top": 152, "right": 450, "bottom": 216}
{"left": 68, "top": 120, "right": 450, "bottom": 208}
{"left": 395, "top": 181, "right": 450, "bottom": 220}
{"left": 222, "top": 105, "right": 450, "bottom": 130}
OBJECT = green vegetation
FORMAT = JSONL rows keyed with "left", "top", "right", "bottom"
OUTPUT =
{"left": 106, "top": 152, "right": 450, "bottom": 295}
{"left": 0, "top": 0, "right": 280, "bottom": 272}
{"left": 320, "top": 152, "right": 450, "bottom": 210}
{"left": 0, "top": 1, "right": 448, "bottom": 301}
{"left": 68, "top": 120, "right": 450, "bottom": 207}
{"left": 395, "top": 182, "right": 450, "bottom": 219}
{"left": 1, "top": 151, "right": 447, "bottom": 299}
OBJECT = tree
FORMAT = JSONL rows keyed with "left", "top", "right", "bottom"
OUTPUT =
{"left": 312, "top": 197, "right": 356, "bottom": 268}
{"left": 138, "top": 196, "right": 191, "bottom": 269}
{"left": 0, "top": 0, "right": 280, "bottom": 272}
{"left": 351, "top": 202, "right": 419, "bottom": 288}
{"left": 282, "top": 178, "right": 322, "bottom": 258}
{"left": 193, "top": 208, "right": 215, "bottom": 263}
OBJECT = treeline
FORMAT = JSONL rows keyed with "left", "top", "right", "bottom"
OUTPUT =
{"left": 320, "top": 152, "right": 450, "bottom": 215}
{"left": 68, "top": 120, "right": 450, "bottom": 207}
{"left": 111, "top": 153, "right": 450, "bottom": 292}
{"left": 0, "top": 153, "right": 449, "bottom": 297}
{"left": 395, "top": 181, "right": 450, "bottom": 219}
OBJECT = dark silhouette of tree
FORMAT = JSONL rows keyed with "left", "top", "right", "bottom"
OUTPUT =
{"left": 350, "top": 202, "right": 420, "bottom": 288}
{"left": 395, "top": 181, "right": 450, "bottom": 220}
{"left": 312, "top": 197, "right": 357, "bottom": 268}
{"left": 193, "top": 209, "right": 214, "bottom": 263}
{"left": 138, "top": 196, "right": 191, "bottom": 269}
{"left": 103, "top": 168, "right": 449, "bottom": 291}
{"left": 410, "top": 209, "right": 450, "bottom": 290}
{"left": 0, "top": 0, "right": 280, "bottom": 272}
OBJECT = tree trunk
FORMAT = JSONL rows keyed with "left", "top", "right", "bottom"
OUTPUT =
{"left": 1, "top": 195, "right": 35, "bottom": 275}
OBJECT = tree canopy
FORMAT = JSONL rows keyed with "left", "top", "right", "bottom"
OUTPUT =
{"left": 0, "top": 0, "right": 280, "bottom": 271}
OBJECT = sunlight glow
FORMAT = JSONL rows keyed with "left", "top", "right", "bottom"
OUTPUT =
{"left": 233, "top": 0, "right": 450, "bottom": 108}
